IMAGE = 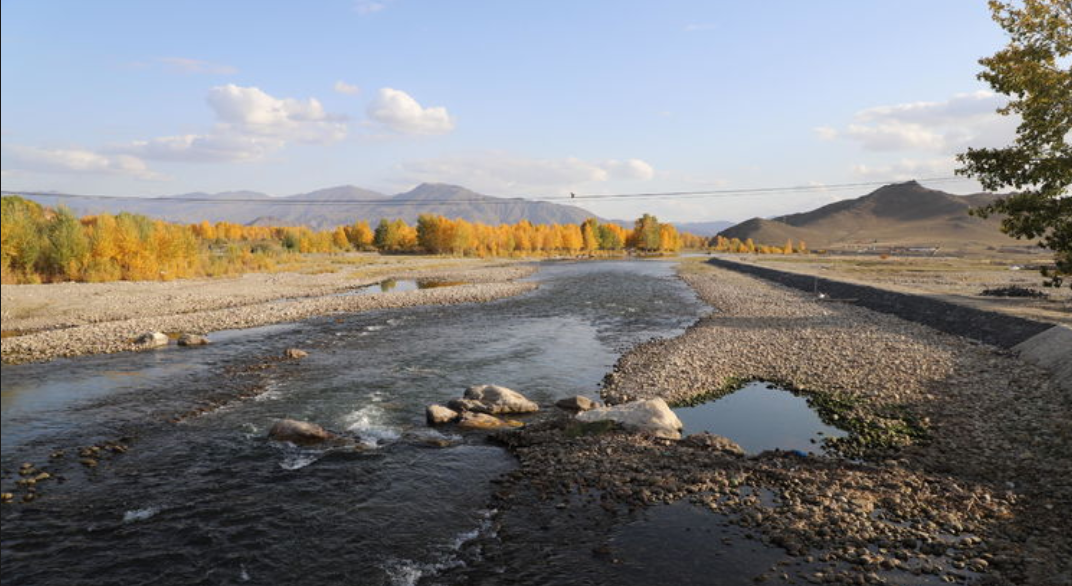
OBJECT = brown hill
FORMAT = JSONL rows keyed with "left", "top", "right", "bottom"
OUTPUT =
{"left": 718, "top": 181, "right": 1027, "bottom": 251}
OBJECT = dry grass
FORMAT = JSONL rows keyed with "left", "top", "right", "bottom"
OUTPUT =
{"left": 708, "top": 252, "right": 1071, "bottom": 325}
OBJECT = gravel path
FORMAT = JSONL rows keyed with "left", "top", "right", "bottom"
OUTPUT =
{"left": 481, "top": 261, "right": 1069, "bottom": 585}
{"left": 1, "top": 264, "right": 536, "bottom": 364}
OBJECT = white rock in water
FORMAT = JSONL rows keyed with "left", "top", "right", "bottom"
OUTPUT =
{"left": 134, "top": 332, "right": 169, "bottom": 348}
{"left": 576, "top": 398, "right": 683, "bottom": 439}
{"left": 426, "top": 404, "right": 460, "bottom": 425}
{"left": 461, "top": 384, "right": 539, "bottom": 414}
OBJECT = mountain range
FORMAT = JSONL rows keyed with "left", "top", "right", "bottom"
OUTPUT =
{"left": 17, "top": 183, "right": 601, "bottom": 228}
{"left": 717, "top": 181, "right": 1023, "bottom": 250}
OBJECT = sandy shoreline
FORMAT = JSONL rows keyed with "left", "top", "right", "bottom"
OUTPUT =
{"left": 470, "top": 260, "right": 1069, "bottom": 585}
{"left": 1, "top": 260, "right": 536, "bottom": 364}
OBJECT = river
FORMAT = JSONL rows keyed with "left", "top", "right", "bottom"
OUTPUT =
{"left": 0, "top": 260, "right": 706, "bottom": 585}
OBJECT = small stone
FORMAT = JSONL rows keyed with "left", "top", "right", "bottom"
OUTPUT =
{"left": 80, "top": 458, "right": 98, "bottom": 467}
{"left": 556, "top": 396, "right": 600, "bottom": 411}
{"left": 0, "top": 493, "right": 13, "bottom": 503}
{"left": 456, "top": 412, "right": 524, "bottom": 430}
{"left": 134, "top": 332, "right": 169, "bottom": 348}
{"left": 426, "top": 404, "right": 460, "bottom": 425}
{"left": 284, "top": 348, "right": 308, "bottom": 359}
{"left": 681, "top": 432, "right": 745, "bottom": 455}
{"left": 268, "top": 419, "right": 336, "bottom": 446}
{"left": 177, "top": 333, "right": 210, "bottom": 346}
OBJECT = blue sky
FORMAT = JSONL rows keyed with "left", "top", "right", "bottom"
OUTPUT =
{"left": 1, "top": 1, "right": 1014, "bottom": 221}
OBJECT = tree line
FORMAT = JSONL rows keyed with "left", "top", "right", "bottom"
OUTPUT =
{"left": 709, "top": 234, "right": 807, "bottom": 255}
{"left": 1, "top": 196, "right": 702, "bottom": 283}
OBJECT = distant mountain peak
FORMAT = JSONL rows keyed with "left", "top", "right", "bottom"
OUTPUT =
{"left": 719, "top": 181, "right": 1020, "bottom": 250}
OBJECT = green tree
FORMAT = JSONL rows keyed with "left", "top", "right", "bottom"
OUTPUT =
{"left": 632, "top": 214, "right": 662, "bottom": 251}
{"left": 43, "top": 207, "right": 90, "bottom": 280}
{"left": 956, "top": 0, "right": 1072, "bottom": 287}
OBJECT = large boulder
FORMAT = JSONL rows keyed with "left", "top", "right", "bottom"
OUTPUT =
{"left": 268, "top": 419, "right": 336, "bottom": 446}
{"left": 556, "top": 395, "right": 600, "bottom": 412}
{"left": 456, "top": 412, "right": 524, "bottom": 430}
{"left": 460, "top": 384, "right": 539, "bottom": 414}
{"left": 134, "top": 332, "right": 169, "bottom": 348}
{"left": 177, "top": 333, "right": 210, "bottom": 346}
{"left": 576, "top": 398, "right": 683, "bottom": 439}
{"left": 426, "top": 404, "right": 460, "bottom": 425}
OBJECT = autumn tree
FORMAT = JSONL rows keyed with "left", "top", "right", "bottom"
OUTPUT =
{"left": 956, "top": 0, "right": 1071, "bottom": 287}
{"left": 630, "top": 214, "right": 662, "bottom": 251}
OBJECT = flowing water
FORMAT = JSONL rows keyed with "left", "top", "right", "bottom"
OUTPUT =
{"left": 1, "top": 260, "right": 706, "bottom": 586}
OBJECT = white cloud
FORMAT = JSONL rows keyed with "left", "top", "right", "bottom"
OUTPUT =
{"left": 852, "top": 157, "right": 956, "bottom": 180}
{"left": 121, "top": 84, "right": 347, "bottom": 162}
{"left": 823, "top": 90, "right": 1015, "bottom": 153}
{"left": 397, "top": 152, "right": 655, "bottom": 195}
{"left": 842, "top": 122, "right": 946, "bottom": 151}
{"left": 157, "top": 57, "right": 238, "bottom": 75}
{"left": 367, "top": 88, "right": 455, "bottom": 135}
{"left": 334, "top": 80, "right": 362, "bottom": 95}
{"left": 603, "top": 158, "right": 656, "bottom": 180}
{"left": 354, "top": 0, "right": 390, "bottom": 15}
{"left": 2, "top": 144, "right": 163, "bottom": 180}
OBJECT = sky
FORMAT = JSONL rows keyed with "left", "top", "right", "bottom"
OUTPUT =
{"left": 0, "top": 1, "right": 1017, "bottom": 222}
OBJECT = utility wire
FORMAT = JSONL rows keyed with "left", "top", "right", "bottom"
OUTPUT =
{"left": 0, "top": 177, "right": 972, "bottom": 207}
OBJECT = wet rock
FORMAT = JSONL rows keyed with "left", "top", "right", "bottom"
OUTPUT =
{"left": 576, "top": 398, "right": 683, "bottom": 439}
{"left": 447, "top": 398, "right": 485, "bottom": 412}
{"left": 681, "top": 432, "right": 745, "bottom": 456}
{"left": 456, "top": 412, "right": 524, "bottom": 430}
{"left": 268, "top": 418, "right": 336, "bottom": 445}
{"left": 1, "top": 492, "right": 13, "bottom": 503}
{"left": 177, "top": 333, "right": 210, "bottom": 346}
{"left": 426, "top": 404, "right": 460, "bottom": 425}
{"left": 460, "top": 384, "right": 539, "bottom": 414}
{"left": 134, "top": 331, "right": 169, "bottom": 348}
{"left": 284, "top": 348, "right": 308, "bottom": 359}
{"left": 556, "top": 395, "right": 600, "bottom": 411}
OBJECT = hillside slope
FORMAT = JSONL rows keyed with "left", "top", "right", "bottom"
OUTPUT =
{"left": 18, "top": 183, "right": 600, "bottom": 228}
{"left": 719, "top": 181, "right": 1024, "bottom": 250}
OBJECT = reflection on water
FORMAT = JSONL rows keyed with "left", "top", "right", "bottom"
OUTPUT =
{"left": 1, "top": 260, "right": 706, "bottom": 586}
{"left": 609, "top": 501, "right": 788, "bottom": 586}
{"left": 346, "top": 279, "right": 470, "bottom": 296}
{"left": 673, "top": 382, "right": 848, "bottom": 454}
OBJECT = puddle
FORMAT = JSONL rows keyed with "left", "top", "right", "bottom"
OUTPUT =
{"left": 607, "top": 501, "right": 788, "bottom": 585}
{"left": 673, "top": 382, "right": 847, "bottom": 454}
{"left": 342, "top": 279, "right": 469, "bottom": 296}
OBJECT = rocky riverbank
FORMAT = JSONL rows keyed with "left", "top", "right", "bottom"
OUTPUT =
{"left": 464, "top": 261, "right": 1070, "bottom": 585}
{"left": 1, "top": 263, "right": 536, "bottom": 364}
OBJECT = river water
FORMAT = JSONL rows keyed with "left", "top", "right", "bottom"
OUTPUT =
{"left": 0, "top": 260, "right": 707, "bottom": 586}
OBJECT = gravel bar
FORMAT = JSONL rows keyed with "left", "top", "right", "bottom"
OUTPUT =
{"left": 481, "top": 261, "right": 1069, "bottom": 585}
{"left": 1, "top": 264, "right": 536, "bottom": 364}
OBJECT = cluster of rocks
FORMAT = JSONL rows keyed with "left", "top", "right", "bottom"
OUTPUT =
{"left": 474, "top": 262, "right": 1069, "bottom": 585}
{"left": 426, "top": 384, "right": 538, "bottom": 430}
{"left": 2, "top": 264, "right": 537, "bottom": 364}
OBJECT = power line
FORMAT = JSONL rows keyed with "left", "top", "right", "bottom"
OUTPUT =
{"left": 0, "top": 177, "right": 972, "bottom": 207}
